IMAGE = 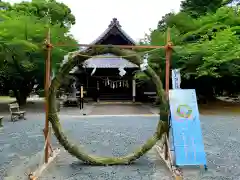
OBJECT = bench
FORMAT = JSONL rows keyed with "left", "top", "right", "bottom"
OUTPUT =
{"left": 9, "top": 103, "right": 26, "bottom": 121}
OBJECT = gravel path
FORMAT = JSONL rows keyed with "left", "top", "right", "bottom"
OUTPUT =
{"left": 0, "top": 113, "right": 240, "bottom": 180}
{"left": 89, "top": 104, "right": 153, "bottom": 115}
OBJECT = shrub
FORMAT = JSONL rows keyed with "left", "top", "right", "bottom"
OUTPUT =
{"left": 9, "top": 90, "right": 14, "bottom": 97}
{"left": 37, "top": 89, "right": 45, "bottom": 97}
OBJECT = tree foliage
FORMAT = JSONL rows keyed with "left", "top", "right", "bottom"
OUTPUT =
{"left": 137, "top": 5, "right": 240, "bottom": 100}
{"left": 180, "top": 0, "right": 235, "bottom": 17}
{"left": 0, "top": 0, "right": 78, "bottom": 105}
{"left": 10, "top": 0, "right": 75, "bottom": 28}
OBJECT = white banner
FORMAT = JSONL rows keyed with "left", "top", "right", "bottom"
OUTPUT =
{"left": 172, "top": 69, "right": 181, "bottom": 89}
{"left": 51, "top": 69, "right": 55, "bottom": 80}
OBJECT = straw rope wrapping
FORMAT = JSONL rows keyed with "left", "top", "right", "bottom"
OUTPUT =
{"left": 48, "top": 47, "right": 169, "bottom": 165}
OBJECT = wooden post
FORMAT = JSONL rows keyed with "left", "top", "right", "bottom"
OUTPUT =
{"left": 97, "top": 81, "right": 99, "bottom": 102}
{"left": 165, "top": 28, "right": 172, "bottom": 95}
{"left": 80, "top": 85, "right": 84, "bottom": 109}
{"left": 81, "top": 86, "right": 84, "bottom": 98}
{"left": 132, "top": 79, "right": 136, "bottom": 102}
{"left": 0, "top": 117, "right": 3, "bottom": 127}
{"left": 44, "top": 28, "right": 51, "bottom": 163}
{"left": 164, "top": 28, "right": 172, "bottom": 160}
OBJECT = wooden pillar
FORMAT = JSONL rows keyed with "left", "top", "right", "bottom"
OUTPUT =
{"left": 132, "top": 79, "right": 136, "bottom": 102}
{"left": 165, "top": 28, "right": 172, "bottom": 95}
{"left": 163, "top": 28, "right": 172, "bottom": 161}
{"left": 0, "top": 117, "right": 3, "bottom": 127}
{"left": 44, "top": 28, "right": 51, "bottom": 163}
{"left": 97, "top": 81, "right": 99, "bottom": 102}
{"left": 80, "top": 85, "right": 84, "bottom": 109}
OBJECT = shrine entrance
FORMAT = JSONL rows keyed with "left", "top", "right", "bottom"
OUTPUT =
{"left": 70, "top": 18, "right": 140, "bottom": 102}
{"left": 36, "top": 15, "right": 176, "bottom": 179}
{"left": 86, "top": 62, "right": 138, "bottom": 101}
{"left": 97, "top": 75, "right": 132, "bottom": 101}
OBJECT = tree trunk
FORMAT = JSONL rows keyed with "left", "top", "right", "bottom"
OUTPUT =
{"left": 14, "top": 90, "right": 27, "bottom": 106}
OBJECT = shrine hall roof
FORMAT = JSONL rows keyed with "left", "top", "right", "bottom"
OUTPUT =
{"left": 88, "top": 17, "right": 136, "bottom": 45}
{"left": 68, "top": 18, "right": 137, "bottom": 73}
{"left": 82, "top": 53, "right": 138, "bottom": 68}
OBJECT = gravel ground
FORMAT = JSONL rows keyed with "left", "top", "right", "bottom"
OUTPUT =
{"left": 0, "top": 112, "right": 240, "bottom": 180}
{"left": 89, "top": 104, "right": 153, "bottom": 115}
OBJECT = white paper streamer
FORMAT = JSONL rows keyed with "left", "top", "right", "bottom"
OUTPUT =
{"left": 61, "top": 54, "right": 69, "bottom": 68}
{"left": 51, "top": 69, "right": 55, "bottom": 80}
{"left": 91, "top": 64, "right": 97, "bottom": 76}
{"left": 118, "top": 58, "right": 126, "bottom": 77}
{"left": 140, "top": 53, "right": 149, "bottom": 71}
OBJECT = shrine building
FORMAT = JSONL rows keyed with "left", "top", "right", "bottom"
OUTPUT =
{"left": 70, "top": 18, "right": 146, "bottom": 102}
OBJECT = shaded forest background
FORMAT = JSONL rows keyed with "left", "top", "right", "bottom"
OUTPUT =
{"left": 0, "top": 0, "right": 240, "bottom": 105}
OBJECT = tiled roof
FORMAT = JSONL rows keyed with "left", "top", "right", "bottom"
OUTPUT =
{"left": 82, "top": 53, "right": 138, "bottom": 68}
{"left": 89, "top": 18, "right": 136, "bottom": 46}
{"left": 66, "top": 18, "right": 137, "bottom": 73}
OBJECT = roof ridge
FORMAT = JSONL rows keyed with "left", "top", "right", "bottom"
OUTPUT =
{"left": 108, "top": 18, "right": 121, "bottom": 28}
{"left": 88, "top": 18, "right": 136, "bottom": 46}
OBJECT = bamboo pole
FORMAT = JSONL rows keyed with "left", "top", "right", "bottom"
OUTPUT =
{"left": 165, "top": 28, "right": 172, "bottom": 94}
{"left": 163, "top": 28, "right": 172, "bottom": 160}
{"left": 54, "top": 43, "right": 166, "bottom": 49}
{"left": 44, "top": 27, "right": 51, "bottom": 163}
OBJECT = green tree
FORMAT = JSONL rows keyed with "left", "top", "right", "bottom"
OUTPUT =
{"left": 157, "top": 13, "right": 175, "bottom": 32}
{"left": 0, "top": 1, "right": 11, "bottom": 10}
{"left": 138, "top": 6, "right": 240, "bottom": 102}
{"left": 11, "top": 0, "right": 75, "bottom": 28}
{"left": 0, "top": 5, "right": 77, "bottom": 105}
{"left": 181, "top": 0, "right": 235, "bottom": 17}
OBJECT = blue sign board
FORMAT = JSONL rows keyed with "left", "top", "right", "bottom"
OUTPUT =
{"left": 169, "top": 89, "right": 207, "bottom": 166}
